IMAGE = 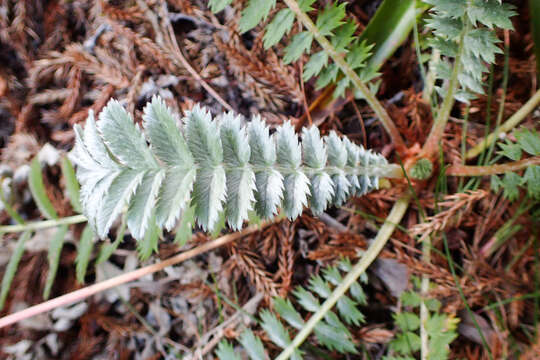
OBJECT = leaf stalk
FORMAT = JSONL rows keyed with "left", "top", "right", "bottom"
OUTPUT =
{"left": 276, "top": 193, "right": 411, "bottom": 360}
{"left": 283, "top": 0, "right": 406, "bottom": 151}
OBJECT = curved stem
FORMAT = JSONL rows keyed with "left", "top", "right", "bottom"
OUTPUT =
{"left": 420, "top": 22, "right": 468, "bottom": 160}
{"left": 466, "top": 88, "right": 540, "bottom": 159}
{"left": 276, "top": 193, "right": 411, "bottom": 360}
{"left": 0, "top": 214, "right": 87, "bottom": 233}
{"left": 447, "top": 156, "right": 540, "bottom": 177}
{"left": 283, "top": 0, "right": 406, "bottom": 151}
{"left": 0, "top": 221, "right": 270, "bottom": 329}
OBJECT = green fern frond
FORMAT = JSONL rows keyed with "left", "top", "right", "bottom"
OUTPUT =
{"left": 70, "top": 96, "right": 399, "bottom": 253}
{"left": 215, "top": 259, "right": 368, "bottom": 359}
{"left": 209, "top": 0, "right": 376, "bottom": 98}
{"left": 424, "top": 0, "right": 517, "bottom": 102}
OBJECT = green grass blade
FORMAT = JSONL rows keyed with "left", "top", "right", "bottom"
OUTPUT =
{"left": 0, "top": 231, "right": 31, "bottom": 310}
{"left": 43, "top": 225, "right": 68, "bottom": 299}
{"left": 358, "top": 0, "right": 417, "bottom": 71}
{"left": 60, "top": 156, "right": 82, "bottom": 213}
{"left": 29, "top": 157, "right": 58, "bottom": 219}
{"left": 76, "top": 225, "right": 95, "bottom": 283}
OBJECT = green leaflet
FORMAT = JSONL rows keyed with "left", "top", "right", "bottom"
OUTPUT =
{"left": 283, "top": 31, "right": 313, "bottom": 64}
{"left": 215, "top": 341, "right": 241, "bottom": 360}
{"left": 274, "top": 297, "right": 304, "bottom": 329}
{"left": 76, "top": 224, "right": 95, "bottom": 283}
{"left": 316, "top": 2, "right": 346, "bottom": 36}
{"left": 264, "top": 9, "right": 295, "bottom": 49}
{"left": 239, "top": 0, "right": 276, "bottom": 33}
{"left": 208, "top": 0, "right": 232, "bottom": 13}
{"left": 96, "top": 217, "right": 126, "bottom": 265}
{"left": 60, "top": 156, "right": 82, "bottom": 213}
{"left": 43, "top": 225, "right": 68, "bottom": 300}
{"left": 71, "top": 96, "right": 394, "bottom": 257}
{"left": 491, "top": 128, "right": 540, "bottom": 202}
{"left": 138, "top": 215, "right": 160, "bottom": 261}
{"left": 29, "top": 157, "right": 58, "bottom": 220}
{"left": 0, "top": 231, "right": 30, "bottom": 310}
{"left": 426, "top": 0, "right": 516, "bottom": 102}
{"left": 239, "top": 330, "right": 267, "bottom": 360}
{"left": 215, "top": 259, "right": 368, "bottom": 359}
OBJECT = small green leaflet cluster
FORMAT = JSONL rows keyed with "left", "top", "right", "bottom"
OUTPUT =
{"left": 424, "top": 0, "right": 516, "bottom": 102}
{"left": 215, "top": 259, "right": 368, "bottom": 359}
{"left": 1, "top": 156, "right": 91, "bottom": 310}
{"left": 384, "top": 277, "right": 459, "bottom": 360}
{"left": 491, "top": 128, "right": 540, "bottom": 202}
{"left": 208, "top": 0, "right": 375, "bottom": 98}
{"left": 70, "top": 96, "right": 394, "bottom": 249}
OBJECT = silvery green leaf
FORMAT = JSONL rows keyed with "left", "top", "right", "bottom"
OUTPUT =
{"left": 301, "top": 126, "right": 332, "bottom": 214}
{"left": 155, "top": 167, "right": 196, "bottom": 230}
{"left": 248, "top": 116, "right": 283, "bottom": 218}
{"left": 71, "top": 125, "right": 110, "bottom": 194}
{"left": 326, "top": 131, "right": 348, "bottom": 168}
{"left": 220, "top": 113, "right": 255, "bottom": 229}
{"left": 96, "top": 169, "right": 144, "bottom": 238}
{"left": 307, "top": 173, "right": 333, "bottom": 215}
{"left": 253, "top": 169, "right": 283, "bottom": 219}
{"left": 343, "top": 138, "right": 361, "bottom": 195}
{"left": 81, "top": 111, "right": 119, "bottom": 170}
{"left": 85, "top": 172, "right": 120, "bottom": 232}
{"left": 357, "top": 147, "right": 373, "bottom": 195}
{"left": 127, "top": 170, "right": 165, "bottom": 239}
{"left": 192, "top": 167, "right": 227, "bottom": 231}
{"left": 143, "top": 95, "right": 193, "bottom": 168}
{"left": 276, "top": 122, "right": 309, "bottom": 219}
{"left": 185, "top": 104, "right": 223, "bottom": 166}
{"left": 326, "top": 132, "right": 350, "bottom": 205}
{"left": 97, "top": 100, "right": 157, "bottom": 169}
{"left": 301, "top": 126, "right": 326, "bottom": 168}
{"left": 185, "top": 105, "right": 227, "bottom": 231}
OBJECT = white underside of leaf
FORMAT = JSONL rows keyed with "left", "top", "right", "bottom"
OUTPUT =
{"left": 84, "top": 171, "right": 120, "bottom": 231}
{"left": 97, "top": 169, "right": 145, "bottom": 238}
{"left": 156, "top": 166, "right": 197, "bottom": 231}
{"left": 282, "top": 171, "right": 310, "bottom": 219}
{"left": 225, "top": 165, "right": 256, "bottom": 230}
{"left": 253, "top": 168, "right": 283, "bottom": 219}
{"left": 309, "top": 172, "right": 334, "bottom": 215}
{"left": 127, "top": 170, "right": 165, "bottom": 240}
{"left": 332, "top": 172, "right": 351, "bottom": 206}
{"left": 192, "top": 166, "right": 227, "bottom": 231}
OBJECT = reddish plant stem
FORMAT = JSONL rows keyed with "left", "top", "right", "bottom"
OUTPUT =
{"left": 0, "top": 222, "right": 269, "bottom": 329}
{"left": 446, "top": 156, "right": 540, "bottom": 177}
